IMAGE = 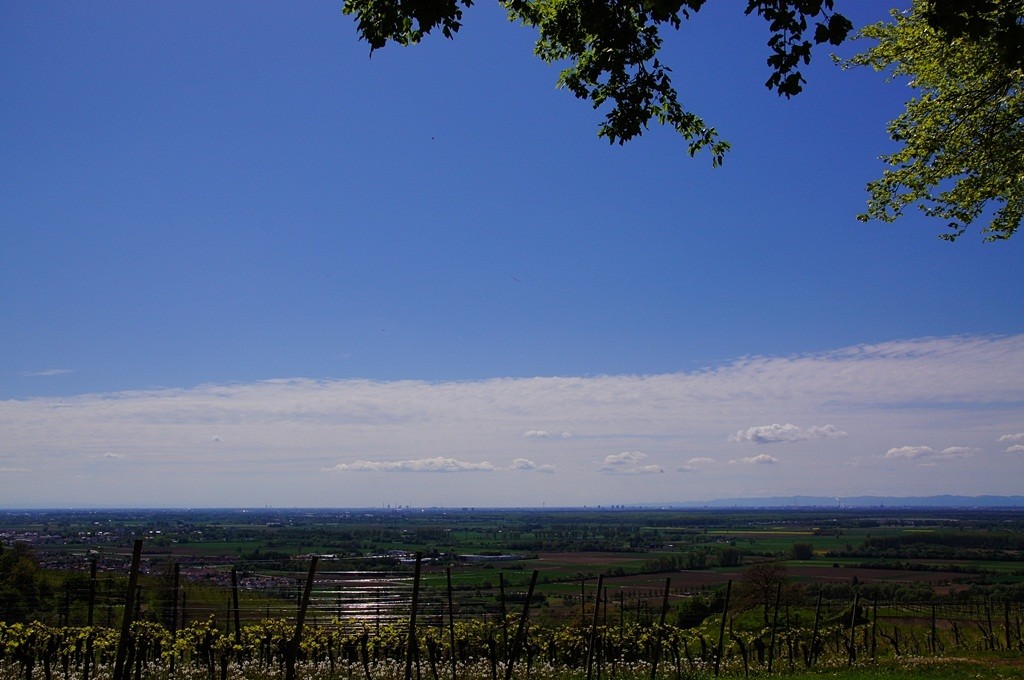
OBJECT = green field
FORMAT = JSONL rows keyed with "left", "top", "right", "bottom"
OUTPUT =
{"left": 3, "top": 507, "right": 1024, "bottom": 680}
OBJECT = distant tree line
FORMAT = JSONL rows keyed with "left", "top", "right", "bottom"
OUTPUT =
{"left": 863, "top": 531, "right": 1024, "bottom": 551}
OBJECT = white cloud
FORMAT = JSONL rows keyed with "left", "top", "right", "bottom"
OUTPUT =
{"left": 603, "top": 464, "right": 664, "bottom": 475}
{"left": 211, "top": 435, "right": 223, "bottom": 443}
{"left": 523, "top": 430, "right": 571, "bottom": 441}
{"left": 18, "top": 368, "right": 72, "bottom": 377}
{"left": 999, "top": 433, "right": 1024, "bottom": 444}
{"left": 729, "top": 423, "right": 847, "bottom": 444}
{"left": 940, "top": 446, "right": 978, "bottom": 458}
{"left": 331, "top": 457, "right": 494, "bottom": 473}
{"left": 602, "top": 451, "right": 648, "bottom": 467}
{"left": 1, "top": 334, "right": 1022, "bottom": 505}
{"left": 884, "top": 445, "right": 977, "bottom": 461}
{"left": 884, "top": 446, "right": 978, "bottom": 462}
{"left": 103, "top": 452, "right": 123, "bottom": 459}
{"left": 676, "top": 457, "right": 714, "bottom": 472}
{"left": 1006, "top": 444, "right": 1024, "bottom": 454}
{"left": 0, "top": 467, "right": 32, "bottom": 473}
{"left": 885, "top": 445, "right": 934, "bottom": 459}
{"left": 510, "top": 458, "right": 556, "bottom": 473}
{"left": 600, "top": 451, "right": 663, "bottom": 474}
{"left": 735, "top": 454, "right": 778, "bottom": 465}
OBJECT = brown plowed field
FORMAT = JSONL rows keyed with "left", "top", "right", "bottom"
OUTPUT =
{"left": 532, "top": 553, "right": 967, "bottom": 594}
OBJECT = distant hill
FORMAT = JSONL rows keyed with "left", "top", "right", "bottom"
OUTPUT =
{"left": 676, "top": 495, "right": 1024, "bottom": 509}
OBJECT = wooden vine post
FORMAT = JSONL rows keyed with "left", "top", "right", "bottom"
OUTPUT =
{"left": 1006, "top": 600, "right": 1013, "bottom": 651}
{"left": 170, "top": 562, "right": 179, "bottom": 678}
{"left": 930, "top": 604, "right": 937, "bottom": 654}
{"left": 112, "top": 539, "right": 144, "bottom": 680}
{"left": 767, "top": 581, "right": 781, "bottom": 673}
{"left": 586, "top": 575, "right": 604, "bottom": 680}
{"left": 616, "top": 589, "right": 625, "bottom": 678}
{"left": 504, "top": 570, "right": 538, "bottom": 680}
{"left": 987, "top": 599, "right": 995, "bottom": 650}
{"left": 714, "top": 581, "right": 731, "bottom": 677}
{"left": 84, "top": 557, "right": 97, "bottom": 680}
{"left": 286, "top": 555, "right": 319, "bottom": 680}
{"left": 581, "top": 578, "right": 586, "bottom": 620}
{"left": 231, "top": 566, "right": 241, "bottom": 645}
{"left": 499, "top": 572, "right": 509, "bottom": 656}
{"left": 808, "top": 591, "right": 822, "bottom": 667}
{"left": 405, "top": 553, "right": 423, "bottom": 680}
{"left": 649, "top": 577, "right": 671, "bottom": 680}
{"left": 447, "top": 567, "right": 457, "bottom": 680}
{"left": 871, "top": 599, "right": 878, "bottom": 661}
{"left": 847, "top": 591, "right": 860, "bottom": 666}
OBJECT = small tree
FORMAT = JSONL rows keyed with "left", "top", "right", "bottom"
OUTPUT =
{"left": 0, "top": 542, "right": 51, "bottom": 622}
{"left": 717, "top": 546, "right": 742, "bottom": 567}
{"left": 734, "top": 560, "right": 795, "bottom": 626}
{"left": 790, "top": 543, "right": 814, "bottom": 560}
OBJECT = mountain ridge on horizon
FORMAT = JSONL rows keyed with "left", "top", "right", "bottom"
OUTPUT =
{"left": 669, "top": 494, "right": 1024, "bottom": 509}
{"left": 3, "top": 495, "right": 1024, "bottom": 512}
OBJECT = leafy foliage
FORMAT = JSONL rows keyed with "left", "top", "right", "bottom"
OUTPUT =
{"left": 341, "top": 1, "right": 1023, "bottom": 241}
{"left": 923, "top": 0, "right": 1024, "bottom": 70}
{"left": 847, "top": 1, "right": 1024, "bottom": 241}
{"left": 0, "top": 543, "right": 50, "bottom": 623}
{"left": 342, "top": 0, "right": 852, "bottom": 165}
{"left": 1, "top": 603, "right": 1023, "bottom": 679}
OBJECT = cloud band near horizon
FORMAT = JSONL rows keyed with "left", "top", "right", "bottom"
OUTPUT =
{"left": 1, "top": 334, "right": 1022, "bottom": 506}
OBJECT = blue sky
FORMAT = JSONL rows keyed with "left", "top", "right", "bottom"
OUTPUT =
{"left": 2, "top": 2, "right": 1022, "bottom": 508}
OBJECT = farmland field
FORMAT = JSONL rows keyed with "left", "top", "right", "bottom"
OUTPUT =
{"left": 1, "top": 506, "right": 1023, "bottom": 677}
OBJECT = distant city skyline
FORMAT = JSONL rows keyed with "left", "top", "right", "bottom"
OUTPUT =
{"left": 2, "top": 2, "right": 1022, "bottom": 507}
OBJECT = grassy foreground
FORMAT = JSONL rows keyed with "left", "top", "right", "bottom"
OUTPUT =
{"left": 4, "top": 657, "right": 1023, "bottom": 680}
{"left": 765, "top": 656, "right": 1024, "bottom": 679}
